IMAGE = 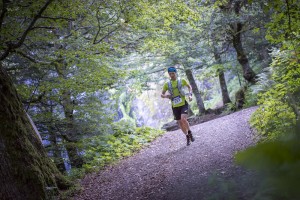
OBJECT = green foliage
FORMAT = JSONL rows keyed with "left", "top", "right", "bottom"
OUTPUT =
{"left": 250, "top": 48, "right": 299, "bottom": 139}
{"left": 204, "top": 94, "right": 222, "bottom": 110}
{"left": 264, "top": 0, "right": 300, "bottom": 48}
{"left": 222, "top": 102, "right": 236, "bottom": 115}
{"left": 248, "top": 0, "right": 300, "bottom": 139}
{"left": 235, "top": 123, "right": 300, "bottom": 199}
{"left": 59, "top": 179, "right": 82, "bottom": 200}
{"left": 243, "top": 87, "right": 258, "bottom": 108}
{"left": 117, "top": 92, "right": 137, "bottom": 124}
{"left": 80, "top": 124, "right": 164, "bottom": 172}
{"left": 227, "top": 76, "right": 242, "bottom": 101}
{"left": 235, "top": 1, "right": 300, "bottom": 198}
{"left": 112, "top": 119, "right": 136, "bottom": 136}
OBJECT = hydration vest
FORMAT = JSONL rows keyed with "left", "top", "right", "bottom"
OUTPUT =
{"left": 167, "top": 78, "right": 186, "bottom": 98}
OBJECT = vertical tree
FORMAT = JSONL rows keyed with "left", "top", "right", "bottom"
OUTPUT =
{"left": 213, "top": 45, "right": 231, "bottom": 105}
{"left": 3, "top": 0, "right": 131, "bottom": 173}
{"left": 219, "top": 0, "right": 257, "bottom": 83}
{"left": 185, "top": 68, "right": 206, "bottom": 114}
{"left": 0, "top": 64, "right": 70, "bottom": 199}
{"left": 0, "top": 0, "right": 85, "bottom": 197}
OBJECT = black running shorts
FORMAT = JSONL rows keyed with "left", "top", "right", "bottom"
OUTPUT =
{"left": 172, "top": 101, "right": 188, "bottom": 120}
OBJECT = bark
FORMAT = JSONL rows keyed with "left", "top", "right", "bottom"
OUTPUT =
{"left": 0, "top": 0, "right": 54, "bottom": 61}
{"left": 55, "top": 62, "right": 84, "bottom": 168}
{"left": 231, "top": 1, "right": 257, "bottom": 83}
{"left": 231, "top": 22, "right": 257, "bottom": 84}
{"left": 235, "top": 86, "right": 246, "bottom": 109}
{"left": 61, "top": 86, "right": 84, "bottom": 169}
{"left": 184, "top": 69, "right": 206, "bottom": 114}
{"left": 213, "top": 46, "right": 231, "bottom": 105}
{"left": 26, "top": 113, "right": 42, "bottom": 142}
{"left": 0, "top": 66, "right": 71, "bottom": 200}
{"left": 220, "top": 0, "right": 257, "bottom": 84}
{"left": 49, "top": 125, "right": 66, "bottom": 173}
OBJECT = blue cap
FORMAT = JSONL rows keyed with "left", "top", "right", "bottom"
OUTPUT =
{"left": 168, "top": 67, "right": 177, "bottom": 73}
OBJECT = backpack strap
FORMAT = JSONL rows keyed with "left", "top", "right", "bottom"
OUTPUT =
{"left": 177, "top": 78, "right": 186, "bottom": 96}
{"left": 177, "top": 78, "right": 182, "bottom": 90}
{"left": 167, "top": 81, "right": 173, "bottom": 97}
{"left": 168, "top": 78, "right": 185, "bottom": 97}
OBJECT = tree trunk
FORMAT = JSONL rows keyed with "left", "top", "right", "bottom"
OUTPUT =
{"left": 213, "top": 46, "right": 231, "bottom": 105}
{"left": 0, "top": 66, "right": 71, "bottom": 200}
{"left": 61, "top": 87, "right": 84, "bottom": 169}
{"left": 231, "top": 1, "right": 257, "bottom": 83}
{"left": 49, "top": 125, "right": 66, "bottom": 173}
{"left": 55, "top": 63, "right": 84, "bottom": 168}
{"left": 184, "top": 68, "right": 206, "bottom": 114}
{"left": 231, "top": 22, "right": 257, "bottom": 84}
{"left": 218, "top": 71, "right": 231, "bottom": 104}
{"left": 219, "top": 0, "right": 257, "bottom": 84}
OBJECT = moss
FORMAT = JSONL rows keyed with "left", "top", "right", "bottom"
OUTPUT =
{"left": 0, "top": 69, "right": 72, "bottom": 199}
{"left": 59, "top": 182, "right": 82, "bottom": 200}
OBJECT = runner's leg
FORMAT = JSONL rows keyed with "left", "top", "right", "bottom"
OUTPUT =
{"left": 181, "top": 114, "right": 190, "bottom": 132}
{"left": 177, "top": 119, "right": 188, "bottom": 135}
{"left": 173, "top": 105, "right": 190, "bottom": 145}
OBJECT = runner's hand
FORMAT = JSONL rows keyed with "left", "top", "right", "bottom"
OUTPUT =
{"left": 188, "top": 95, "right": 192, "bottom": 102}
{"left": 161, "top": 94, "right": 171, "bottom": 99}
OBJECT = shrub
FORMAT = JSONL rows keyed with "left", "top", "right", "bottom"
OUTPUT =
{"left": 250, "top": 48, "right": 299, "bottom": 140}
{"left": 80, "top": 125, "right": 164, "bottom": 172}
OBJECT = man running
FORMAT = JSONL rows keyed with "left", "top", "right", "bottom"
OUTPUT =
{"left": 161, "top": 67, "right": 195, "bottom": 146}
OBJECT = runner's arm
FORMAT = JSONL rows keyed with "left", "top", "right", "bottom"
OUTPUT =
{"left": 161, "top": 84, "right": 171, "bottom": 99}
{"left": 183, "top": 79, "right": 193, "bottom": 96}
{"left": 161, "top": 90, "right": 171, "bottom": 99}
{"left": 187, "top": 84, "right": 192, "bottom": 96}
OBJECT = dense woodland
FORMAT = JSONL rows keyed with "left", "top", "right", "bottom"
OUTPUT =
{"left": 0, "top": 0, "right": 299, "bottom": 199}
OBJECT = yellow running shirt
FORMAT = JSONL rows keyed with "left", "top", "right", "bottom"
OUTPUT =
{"left": 162, "top": 79, "right": 188, "bottom": 108}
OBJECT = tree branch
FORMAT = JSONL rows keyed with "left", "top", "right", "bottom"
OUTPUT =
{"left": 0, "top": 0, "right": 9, "bottom": 32}
{"left": 93, "top": 26, "right": 120, "bottom": 44}
{"left": 14, "top": 50, "right": 51, "bottom": 64}
{"left": 40, "top": 16, "right": 75, "bottom": 21}
{"left": 93, "top": 8, "right": 121, "bottom": 44}
{"left": 30, "top": 26, "right": 55, "bottom": 30}
{"left": 0, "top": 0, "right": 54, "bottom": 61}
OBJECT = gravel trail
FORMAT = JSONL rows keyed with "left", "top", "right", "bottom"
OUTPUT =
{"left": 74, "top": 107, "right": 259, "bottom": 200}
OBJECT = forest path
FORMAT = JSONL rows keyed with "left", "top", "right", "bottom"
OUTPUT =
{"left": 74, "top": 107, "right": 259, "bottom": 200}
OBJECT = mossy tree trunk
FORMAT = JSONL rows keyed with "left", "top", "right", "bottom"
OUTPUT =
{"left": 185, "top": 68, "right": 206, "bottom": 114}
{"left": 231, "top": 22, "right": 257, "bottom": 84}
{"left": 231, "top": 1, "right": 257, "bottom": 84}
{"left": 0, "top": 66, "right": 71, "bottom": 200}
{"left": 220, "top": 0, "right": 257, "bottom": 84}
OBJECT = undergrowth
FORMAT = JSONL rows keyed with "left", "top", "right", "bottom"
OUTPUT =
{"left": 71, "top": 119, "right": 164, "bottom": 178}
{"left": 60, "top": 120, "right": 164, "bottom": 199}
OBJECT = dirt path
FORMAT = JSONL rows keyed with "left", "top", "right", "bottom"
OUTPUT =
{"left": 74, "top": 107, "right": 259, "bottom": 200}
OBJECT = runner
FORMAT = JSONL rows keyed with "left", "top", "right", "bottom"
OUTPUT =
{"left": 161, "top": 67, "right": 195, "bottom": 146}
